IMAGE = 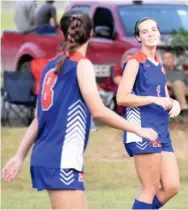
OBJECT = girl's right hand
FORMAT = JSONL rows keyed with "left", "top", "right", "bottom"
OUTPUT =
{"left": 154, "top": 97, "right": 173, "bottom": 110}
{"left": 2, "top": 154, "right": 24, "bottom": 183}
{"left": 136, "top": 128, "right": 158, "bottom": 142}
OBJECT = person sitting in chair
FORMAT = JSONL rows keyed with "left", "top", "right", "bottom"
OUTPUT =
{"left": 162, "top": 51, "right": 188, "bottom": 118}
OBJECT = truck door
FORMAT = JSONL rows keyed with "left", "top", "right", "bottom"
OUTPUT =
{"left": 87, "top": 7, "right": 125, "bottom": 66}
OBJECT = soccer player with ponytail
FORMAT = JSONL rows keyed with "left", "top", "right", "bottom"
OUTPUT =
{"left": 2, "top": 14, "right": 158, "bottom": 209}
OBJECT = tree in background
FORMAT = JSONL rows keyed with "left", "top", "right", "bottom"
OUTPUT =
{"left": 170, "top": 29, "right": 188, "bottom": 65}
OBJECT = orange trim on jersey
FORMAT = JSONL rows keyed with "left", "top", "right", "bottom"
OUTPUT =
{"left": 67, "top": 51, "right": 87, "bottom": 62}
{"left": 49, "top": 51, "right": 86, "bottom": 62}
{"left": 126, "top": 51, "right": 147, "bottom": 63}
{"left": 126, "top": 51, "right": 161, "bottom": 64}
{"left": 49, "top": 53, "right": 64, "bottom": 62}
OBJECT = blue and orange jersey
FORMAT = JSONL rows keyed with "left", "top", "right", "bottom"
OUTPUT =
{"left": 123, "top": 51, "right": 170, "bottom": 144}
{"left": 30, "top": 52, "right": 91, "bottom": 172}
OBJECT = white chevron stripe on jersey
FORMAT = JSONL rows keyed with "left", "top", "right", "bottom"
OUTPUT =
{"left": 130, "top": 115, "right": 140, "bottom": 122}
{"left": 60, "top": 100, "right": 87, "bottom": 171}
{"left": 68, "top": 99, "right": 87, "bottom": 112}
{"left": 127, "top": 109, "right": 141, "bottom": 125}
{"left": 126, "top": 107, "right": 142, "bottom": 143}
{"left": 127, "top": 110, "right": 140, "bottom": 120}
{"left": 66, "top": 121, "right": 86, "bottom": 135}
{"left": 68, "top": 104, "right": 87, "bottom": 118}
{"left": 67, "top": 110, "right": 86, "bottom": 124}
{"left": 67, "top": 116, "right": 86, "bottom": 129}
{"left": 126, "top": 107, "right": 141, "bottom": 122}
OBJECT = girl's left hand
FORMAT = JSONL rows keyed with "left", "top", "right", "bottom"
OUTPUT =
{"left": 169, "top": 100, "right": 181, "bottom": 118}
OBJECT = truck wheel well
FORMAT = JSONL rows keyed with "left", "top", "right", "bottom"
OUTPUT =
{"left": 17, "top": 55, "right": 33, "bottom": 71}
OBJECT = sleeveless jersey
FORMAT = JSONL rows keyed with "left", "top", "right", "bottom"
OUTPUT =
{"left": 30, "top": 52, "right": 91, "bottom": 172}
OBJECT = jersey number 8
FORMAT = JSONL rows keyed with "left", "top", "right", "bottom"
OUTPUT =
{"left": 41, "top": 69, "right": 57, "bottom": 110}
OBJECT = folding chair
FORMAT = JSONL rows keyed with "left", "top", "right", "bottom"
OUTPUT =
{"left": 1, "top": 68, "right": 36, "bottom": 126}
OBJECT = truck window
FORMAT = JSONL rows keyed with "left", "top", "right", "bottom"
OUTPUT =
{"left": 93, "top": 7, "right": 115, "bottom": 40}
{"left": 71, "top": 5, "right": 91, "bottom": 14}
{"left": 118, "top": 5, "right": 188, "bottom": 36}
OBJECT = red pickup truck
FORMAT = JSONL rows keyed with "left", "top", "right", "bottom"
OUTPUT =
{"left": 1, "top": 0, "right": 188, "bottom": 77}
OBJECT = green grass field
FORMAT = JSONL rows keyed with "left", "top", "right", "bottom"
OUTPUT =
{"left": 1, "top": 126, "right": 188, "bottom": 209}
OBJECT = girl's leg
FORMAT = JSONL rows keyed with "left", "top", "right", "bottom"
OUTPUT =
{"left": 133, "top": 153, "right": 161, "bottom": 209}
{"left": 171, "top": 80, "right": 188, "bottom": 110}
{"left": 152, "top": 152, "right": 180, "bottom": 209}
{"left": 48, "top": 190, "right": 87, "bottom": 209}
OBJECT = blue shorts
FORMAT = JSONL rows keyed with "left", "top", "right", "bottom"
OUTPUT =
{"left": 30, "top": 167, "right": 85, "bottom": 191}
{"left": 125, "top": 140, "right": 174, "bottom": 157}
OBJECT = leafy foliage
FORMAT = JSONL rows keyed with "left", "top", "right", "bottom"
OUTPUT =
{"left": 170, "top": 29, "right": 188, "bottom": 56}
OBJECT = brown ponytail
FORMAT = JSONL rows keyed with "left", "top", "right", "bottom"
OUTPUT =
{"left": 54, "top": 13, "right": 93, "bottom": 75}
{"left": 54, "top": 55, "right": 67, "bottom": 75}
{"left": 54, "top": 41, "right": 67, "bottom": 74}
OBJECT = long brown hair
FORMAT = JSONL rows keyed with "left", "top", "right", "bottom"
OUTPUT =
{"left": 55, "top": 13, "right": 93, "bottom": 74}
